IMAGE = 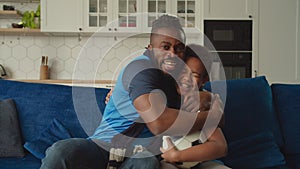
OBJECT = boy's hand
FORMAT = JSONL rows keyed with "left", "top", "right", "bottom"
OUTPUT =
{"left": 160, "top": 137, "right": 180, "bottom": 163}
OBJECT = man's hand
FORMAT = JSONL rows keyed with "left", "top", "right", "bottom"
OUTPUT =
{"left": 199, "top": 94, "right": 224, "bottom": 142}
{"left": 199, "top": 91, "right": 212, "bottom": 111}
{"left": 181, "top": 91, "right": 212, "bottom": 113}
{"left": 181, "top": 90, "right": 200, "bottom": 113}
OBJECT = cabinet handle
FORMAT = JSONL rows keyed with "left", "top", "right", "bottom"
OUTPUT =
{"left": 248, "top": 15, "right": 252, "bottom": 18}
{"left": 108, "top": 28, "right": 112, "bottom": 31}
{"left": 79, "top": 28, "right": 82, "bottom": 31}
{"left": 254, "top": 70, "right": 258, "bottom": 77}
{"left": 114, "top": 28, "right": 117, "bottom": 31}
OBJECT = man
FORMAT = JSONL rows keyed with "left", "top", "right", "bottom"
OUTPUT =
{"left": 40, "top": 15, "right": 223, "bottom": 169}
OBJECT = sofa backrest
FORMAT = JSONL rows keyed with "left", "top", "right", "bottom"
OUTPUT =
{"left": 204, "top": 76, "right": 286, "bottom": 169}
{"left": 0, "top": 79, "right": 109, "bottom": 142}
{"left": 272, "top": 83, "right": 300, "bottom": 169}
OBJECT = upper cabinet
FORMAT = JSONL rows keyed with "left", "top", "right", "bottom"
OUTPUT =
{"left": 41, "top": 0, "right": 203, "bottom": 34}
{"left": 203, "top": 0, "right": 255, "bottom": 19}
{"left": 82, "top": 0, "right": 142, "bottom": 33}
{"left": 41, "top": 0, "right": 83, "bottom": 32}
{"left": 142, "top": 0, "right": 202, "bottom": 33}
{"left": 83, "top": 0, "right": 202, "bottom": 34}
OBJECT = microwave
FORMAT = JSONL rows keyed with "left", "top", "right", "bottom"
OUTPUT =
{"left": 204, "top": 20, "right": 252, "bottom": 51}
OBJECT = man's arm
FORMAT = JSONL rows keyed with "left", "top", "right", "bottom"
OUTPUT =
{"left": 133, "top": 92, "right": 223, "bottom": 136}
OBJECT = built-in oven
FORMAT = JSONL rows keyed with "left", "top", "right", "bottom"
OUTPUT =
{"left": 204, "top": 20, "right": 252, "bottom": 80}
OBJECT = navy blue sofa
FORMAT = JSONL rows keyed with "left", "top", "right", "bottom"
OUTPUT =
{"left": 0, "top": 76, "right": 299, "bottom": 169}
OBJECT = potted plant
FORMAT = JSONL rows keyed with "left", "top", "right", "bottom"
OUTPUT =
{"left": 21, "top": 4, "right": 40, "bottom": 29}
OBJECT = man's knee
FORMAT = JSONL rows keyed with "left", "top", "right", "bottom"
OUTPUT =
{"left": 41, "top": 138, "right": 96, "bottom": 169}
{"left": 120, "top": 151, "right": 160, "bottom": 169}
{"left": 45, "top": 138, "right": 85, "bottom": 158}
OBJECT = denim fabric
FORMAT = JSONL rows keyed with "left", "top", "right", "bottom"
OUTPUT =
{"left": 120, "top": 151, "right": 160, "bottom": 169}
{"left": 40, "top": 138, "right": 161, "bottom": 169}
{"left": 40, "top": 138, "right": 109, "bottom": 169}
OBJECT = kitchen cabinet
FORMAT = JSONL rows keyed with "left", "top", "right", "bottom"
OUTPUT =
{"left": 83, "top": 0, "right": 202, "bottom": 34}
{"left": 41, "top": 0, "right": 83, "bottom": 32}
{"left": 203, "top": 0, "right": 255, "bottom": 19}
{"left": 41, "top": 0, "right": 203, "bottom": 34}
{"left": 82, "top": 0, "right": 142, "bottom": 33}
{"left": 142, "top": 0, "right": 202, "bottom": 33}
{"left": 256, "top": 0, "right": 300, "bottom": 83}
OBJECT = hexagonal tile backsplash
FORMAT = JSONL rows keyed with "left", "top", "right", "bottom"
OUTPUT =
{"left": 0, "top": 34, "right": 149, "bottom": 80}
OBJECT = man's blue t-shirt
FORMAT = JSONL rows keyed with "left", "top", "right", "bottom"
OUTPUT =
{"left": 90, "top": 51, "right": 180, "bottom": 146}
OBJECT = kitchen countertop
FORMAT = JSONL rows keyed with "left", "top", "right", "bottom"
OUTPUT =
{"left": 7, "top": 79, "right": 116, "bottom": 88}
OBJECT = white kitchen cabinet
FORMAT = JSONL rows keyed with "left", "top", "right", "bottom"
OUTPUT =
{"left": 256, "top": 0, "right": 300, "bottom": 83}
{"left": 41, "top": 0, "right": 84, "bottom": 32}
{"left": 142, "top": 0, "right": 203, "bottom": 34}
{"left": 83, "top": 0, "right": 203, "bottom": 34}
{"left": 82, "top": 0, "right": 142, "bottom": 33}
{"left": 174, "top": 0, "right": 202, "bottom": 33}
{"left": 203, "top": 0, "right": 255, "bottom": 19}
{"left": 41, "top": 0, "right": 203, "bottom": 34}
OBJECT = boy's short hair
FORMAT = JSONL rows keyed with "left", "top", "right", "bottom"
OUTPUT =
{"left": 184, "top": 44, "right": 213, "bottom": 78}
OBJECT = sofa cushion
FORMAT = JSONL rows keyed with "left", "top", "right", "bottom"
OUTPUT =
{"left": 0, "top": 153, "right": 41, "bottom": 169}
{"left": 204, "top": 76, "right": 284, "bottom": 168}
{"left": 221, "top": 131, "right": 285, "bottom": 169}
{"left": 0, "top": 98, "right": 25, "bottom": 157}
{"left": 24, "top": 118, "right": 71, "bottom": 159}
{"left": 204, "top": 76, "right": 283, "bottom": 144}
{"left": 271, "top": 84, "right": 300, "bottom": 155}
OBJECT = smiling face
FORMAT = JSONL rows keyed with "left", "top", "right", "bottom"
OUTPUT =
{"left": 148, "top": 27, "right": 185, "bottom": 75}
{"left": 177, "top": 66, "right": 194, "bottom": 95}
{"left": 185, "top": 57, "right": 208, "bottom": 88}
{"left": 177, "top": 55, "right": 209, "bottom": 95}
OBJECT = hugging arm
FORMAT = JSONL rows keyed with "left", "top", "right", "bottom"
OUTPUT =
{"left": 133, "top": 92, "right": 217, "bottom": 136}
{"left": 160, "top": 127, "right": 227, "bottom": 163}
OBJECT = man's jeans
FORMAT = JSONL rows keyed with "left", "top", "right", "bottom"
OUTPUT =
{"left": 40, "top": 138, "right": 109, "bottom": 169}
{"left": 40, "top": 138, "right": 160, "bottom": 169}
{"left": 119, "top": 151, "right": 160, "bottom": 169}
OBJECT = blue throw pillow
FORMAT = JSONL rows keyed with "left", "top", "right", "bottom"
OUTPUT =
{"left": 24, "top": 118, "right": 71, "bottom": 159}
{"left": 272, "top": 84, "right": 300, "bottom": 154}
{"left": 221, "top": 132, "right": 285, "bottom": 169}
